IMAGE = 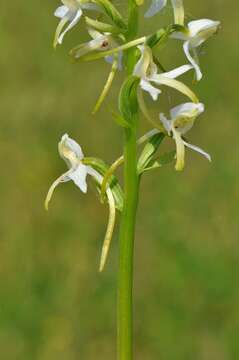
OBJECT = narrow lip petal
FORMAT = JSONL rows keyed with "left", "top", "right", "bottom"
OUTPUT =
{"left": 99, "top": 188, "right": 116, "bottom": 272}
{"left": 183, "top": 140, "right": 212, "bottom": 162}
{"left": 57, "top": 8, "right": 82, "bottom": 45}
{"left": 150, "top": 75, "right": 198, "bottom": 103}
{"left": 44, "top": 170, "right": 71, "bottom": 210}
{"left": 183, "top": 41, "right": 202, "bottom": 81}
{"left": 144, "top": 0, "right": 167, "bottom": 18}
{"left": 172, "top": 129, "right": 185, "bottom": 171}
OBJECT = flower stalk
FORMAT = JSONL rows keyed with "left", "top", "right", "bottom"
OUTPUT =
{"left": 117, "top": 1, "right": 139, "bottom": 359}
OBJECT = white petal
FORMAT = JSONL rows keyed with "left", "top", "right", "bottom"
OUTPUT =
{"left": 183, "top": 41, "right": 202, "bottom": 81}
{"left": 162, "top": 64, "right": 193, "bottom": 79}
{"left": 87, "top": 166, "right": 103, "bottom": 184}
{"left": 159, "top": 113, "right": 172, "bottom": 134}
{"left": 133, "top": 45, "right": 150, "bottom": 78}
{"left": 54, "top": 5, "right": 69, "bottom": 18}
{"left": 144, "top": 0, "right": 167, "bottom": 18}
{"left": 140, "top": 79, "right": 162, "bottom": 101}
{"left": 68, "top": 164, "right": 88, "bottom": 193}
{"left": 58, "top": 9, "right": 82, "bottom": 44}
{"left": 59, "top": 134, "right": 84, "bottom": 160}
{"left": 188, "top": 19, "right": 220, "bottom": 38}
{"left": 170, "top": 102, "right": 204, "bottom": 119}
{"left": 183, "top": 140, "right": 211, "bottom": 162}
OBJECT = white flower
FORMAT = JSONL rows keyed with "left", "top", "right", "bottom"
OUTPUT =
{"left": 45, "top": 134, "right": 116, "bottom": 271}
{"left": 54, "top": 0, "right": 101, "bottom": 47}
{"left": 133, "top": 45, "right": 197, "bottom": 102}
{"left": 172, "top": 19, "right": 220, "bottom": 81}
{"left": 159, "top": 102, "right": 211, "bottom": 170}
{"left": 71, "top": 28, "right": 123, "bottom": 68}
{"left": 145, "top": 0, "right": 184, "bottom": 25}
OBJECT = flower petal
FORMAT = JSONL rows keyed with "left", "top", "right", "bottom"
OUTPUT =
{"left": 140, "top": 79, "right": 162, "bottom": 101}
{"left": 183, "top": 41, "right": 202, "bottom": 81}
{"left": 170, "top": 102, "right": 204, "bottom": 120}
{"left": 150, "top": 75, "right": 198, "bottom": 102}
{"left": 159, "top": 113, "right": 172, "bottom": 134}
{"left": 58, "top": 8, "right": 82, "bottom": 45}
{"left": 172, "top": 129, "right": 185, "bottom": 171}
{"left": 68, "top": 164, "right": 88, "bottom": 193}
{"left": 54, "top": 17, "right": 68, "bottom": 48}
{"left": 45, "top": 170, "right": 71, "bottom": 210}
{"left": 183, "top": 140, "right": 211, "bottom": 162}
{"left": 59, "top": 134, "right": 84, "bottom": 161}
{"left": 188, "top": 19, "right": 220, "bottom": 38}
{"left": 144, "top": 0, "right": 167, "bottom": 18}
{"left": 54, "top": 5, "right": 69, "bottom": 18}
{"left": 162, "top": 64, "right": 193, "bottom": 79}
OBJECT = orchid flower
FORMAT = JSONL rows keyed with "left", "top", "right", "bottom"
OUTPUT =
{"left": 133, "top": 45, "right": 198, "bottom": 102}
{"left": 45, "top": 134, "right": 116, "bottom": 271}
{"left": 145, "top": 0, "right": 184, "bottom": 25}
{"left": 54, "top": 0, "right": 101, "bottom": 47}
{"left": 172, "top": 19, "right": 220, "bottom": 81}
{"left": 159, "top": 102, "right": 211, "bottom": 171}
{"left": 71, "top": 28, "right": 122, "bottom": 68}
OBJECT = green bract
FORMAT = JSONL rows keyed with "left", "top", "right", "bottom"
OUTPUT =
{"left": 119, "top": 76, "right": 140, "bottom": 126}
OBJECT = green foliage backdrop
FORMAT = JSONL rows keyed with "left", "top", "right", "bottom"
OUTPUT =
{"left": 1, "top": 0, "right": 238, "bottom": 359}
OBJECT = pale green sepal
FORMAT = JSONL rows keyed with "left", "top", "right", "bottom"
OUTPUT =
{"left": 137, "top": 133, "right": 165, "bottom": 174}
{"left": 171, "top": 0, "right": 184, "bottom": 25}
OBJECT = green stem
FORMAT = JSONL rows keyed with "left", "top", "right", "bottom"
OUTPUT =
{"left": 118, "top": 117, "right": 139, "bottom": 360}
{"left": 117, "top": 1, "right": 139, "bottom": 359}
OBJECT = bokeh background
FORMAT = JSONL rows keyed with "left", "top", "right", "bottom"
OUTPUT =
{"left": 1, "top": 0, "right": 238, "bottom": 359}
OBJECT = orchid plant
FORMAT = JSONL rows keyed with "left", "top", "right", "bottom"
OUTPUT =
{"left": 46, "top": 0, "right": 220, "bottom": 358}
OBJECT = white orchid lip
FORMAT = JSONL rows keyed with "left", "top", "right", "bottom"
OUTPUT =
{"left": 45, "top": 134, "right": 116, "bottom": 272}
{"left": 159, "top": 102, "right": 211, "bottom": 171}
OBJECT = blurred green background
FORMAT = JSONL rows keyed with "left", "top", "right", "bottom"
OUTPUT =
{"left": 1, "top": 0, "right": 238, "bottom": 359}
